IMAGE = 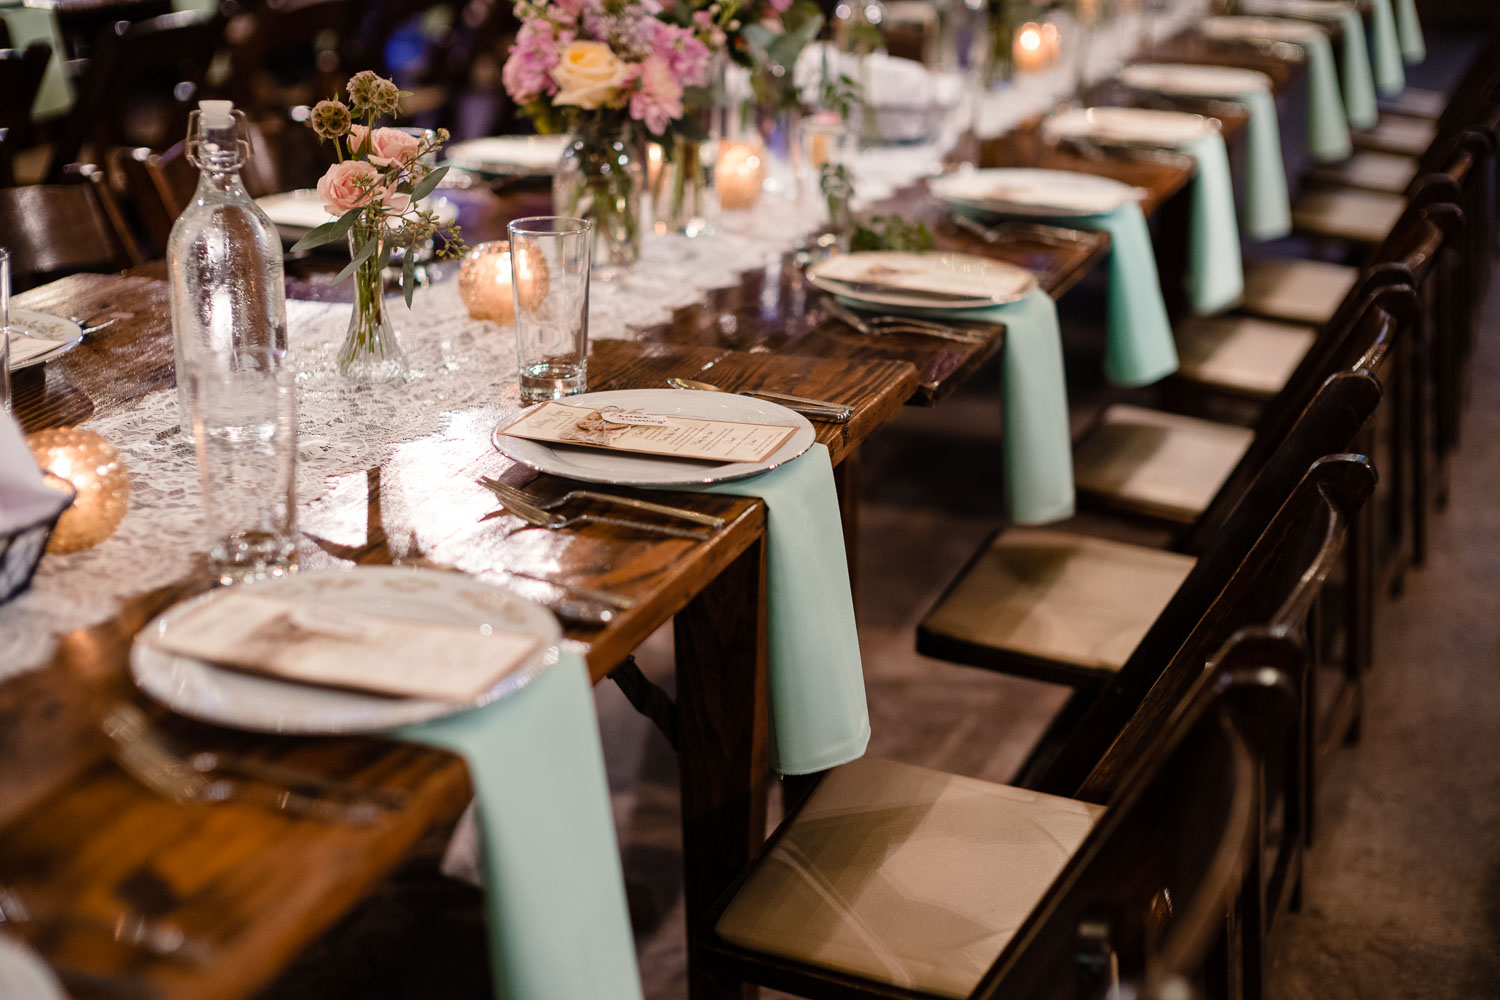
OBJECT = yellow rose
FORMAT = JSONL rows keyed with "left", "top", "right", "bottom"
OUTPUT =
{"left": 550, "top": 41, "right": 628, "bottom": 110}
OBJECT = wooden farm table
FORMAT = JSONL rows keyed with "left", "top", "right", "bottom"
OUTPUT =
{"left": 0, "top": 262, "right": 916, "bottom": 1000}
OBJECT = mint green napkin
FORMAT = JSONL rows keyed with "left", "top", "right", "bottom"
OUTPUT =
{"left": 1329, "top": 6, "right": 1378, "bottom": 129}
{"left": 1067, "top": 202, "right": 1180, "bottom": 386}
{"left": 1395, "top": 0, "right": 1424, "bottom": 64}
{"left": 675, "top": 444, "right": 869, "bottom": 775}
{"left": 396, "top": 653, "right": 643, "bottom": 1000}
{"left": 1368, "top": 0, "right": 1406, "bottom": 94}
{"left": 1181, "top": 131, "right": 1243, "bottom": 315}
{"left": 1231, "top": 86, "right": 1293, "bottom": 239}
{"left": 0, "top": 7, "right": 71, "bottom": 119}
{"left": 1297, "top": 31, "right": 1353, "bottom": 161}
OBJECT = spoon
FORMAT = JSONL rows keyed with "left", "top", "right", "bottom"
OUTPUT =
{"left": 666, "top": 378, "right": 853, "bottom": 422}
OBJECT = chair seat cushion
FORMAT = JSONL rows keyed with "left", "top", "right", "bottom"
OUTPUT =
{"left": 1240, "top": 257, "right": 1360, "bottom": 325}
{"left": 1353, "top": 114, "right": 1437, "bottom": 156}
{"left": 919, "top": 528, "right": 1196, "bottom": 674}
{"left": 716, "top": 757, "right": 1107, "bottom": 999}
{"left": 1292, "top": 187, "right": 1407, "bottom": 244}
{"left": 1072, "top": 404, "right": 1256, "bottom": 523}
{"left": 1175, "top": 315, "right": 1317, "bottom": 398}
{"left": 1309, "top": 149, "right": 1419, "bottom": 194}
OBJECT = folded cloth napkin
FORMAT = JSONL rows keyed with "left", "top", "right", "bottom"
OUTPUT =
{"left": 1298, "top": 30, "right": 1354, "bottom": 161}
{"left": 397, "top": 652, "right": 644, "bottom": 1000}
{"left": 1230, "top": 86, "right": 1293, "bottom": 240}
{"left": 854, "top": 288, "right": 1074, "bottom": 524}
{"left": 672, "top": 444, "right": 869, "bottom": 775}
{"left": 1180, "top": 131, "right": 1244, "bottom": 315}
{"left": 1328, "top": 5, "right": 1378, "bottom": 129}
{"left": 1395, "top": 0, "right": 1425, "bottom": 64}
{"left": 1367, "top": 0, "right": 1406, "bottom": 94}
{"left": 0, "top": 413, "right": 70, "bottom": 536}
{"left": 0, "top": 6, "right": 71, "bottom": 119}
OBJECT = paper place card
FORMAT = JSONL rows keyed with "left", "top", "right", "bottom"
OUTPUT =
{"left": 501, "top": 401, "right": 797, "bottom": 464}
{"left": 151, "top": 591, "right": 545, "bottom": 702}
{"left": 7, "top": 332, "right": 68, "bottom": 368}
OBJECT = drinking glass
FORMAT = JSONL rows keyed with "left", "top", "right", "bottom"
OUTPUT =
{"left": 190, "top": 348, "right": 298, "bottom": 585}
{"left": 1, "top": 248, "right": 11, "bottom": 414}
{"left": 507, "top": 216, "right": 593, "bottom": 402}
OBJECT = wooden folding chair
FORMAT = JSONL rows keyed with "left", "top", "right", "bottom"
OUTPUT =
{"left": 0, "top": 168, "right": 143, "bottom": 290}
{"left": 227, "top": 0, "right": 352, "bottom": 117}
{"left": 694, "top": 632, "right": 1300, "bottom": 1000}
{"left": 45, "top": 9, "right": 227, "bottom": 183}
{"left": 0, "top": 43, "right": 52, "bottom": 187}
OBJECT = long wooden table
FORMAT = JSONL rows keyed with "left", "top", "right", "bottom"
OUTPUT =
{"left": 0, "top": 26, "right": 1317, "bottom": 1000}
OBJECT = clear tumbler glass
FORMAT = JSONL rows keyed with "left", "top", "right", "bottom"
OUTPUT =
{"left": 507, "top": 216, "right": 594, "bottom": 402}
{"left": 190, "top": 347, "right": 298, "bottom": 585}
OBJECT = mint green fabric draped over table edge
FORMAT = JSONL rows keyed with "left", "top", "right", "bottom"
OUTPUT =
{"left": 672, "top": 444, "right": 870, "bottom": 776}
{"left": 0, "top": 5, "right": 71, "bottom": 119}
{"left": 1297, "top": 31, "right": 1353, "bottom": 162}
{"left": 1180, "top": 131, "right": 1243, "bottom": 315}
{"left": 1328, "top": 6, "right": 1378, "bottom": 129}
{"left": 1395, "top": 0, "right": 1425, "bottom": 64}
{"left": 394, "top": 653, "right": 644, "bottom": 1000}
{"left": 1231, "top": 86, "right": 1293, "bottom": 240}
{"left": 1367, "top": 0, "right": 1406, "bottom": 95}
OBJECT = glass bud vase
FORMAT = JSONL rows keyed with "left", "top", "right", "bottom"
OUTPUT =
{"left": 653, "top": 135, "right": 716, "bottom": 238}
{"left": 554, "top": 120, "right": 644, "bottom": 272}
{"left": 337, "top": 226, "right": 409, "bottom": 383}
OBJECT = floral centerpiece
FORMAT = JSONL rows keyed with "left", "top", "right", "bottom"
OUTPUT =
{"left": 502, "top": 0, "right": 743, "bottom": 261}
{"left": 292, "top": 71, "right": 466, "bottom": 383}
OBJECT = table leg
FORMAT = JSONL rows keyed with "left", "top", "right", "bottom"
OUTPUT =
{"left": 833, "top": 446, "right": 862, "bottom": 599}
{"left": 676, "top": 538, "right": 769, "bottom": 1000}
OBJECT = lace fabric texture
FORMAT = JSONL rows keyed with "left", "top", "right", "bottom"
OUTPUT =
{"left": 0, "top": 5, "right": 1205, "bottom": 681}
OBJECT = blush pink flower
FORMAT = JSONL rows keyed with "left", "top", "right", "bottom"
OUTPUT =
{"left": 503, "top": 20, "right": 568, "bottom": 106}
{"left": 626, "top": 56, "right": 683, "bottom": 135}
{"left": 651, "top": 22, "right": 711, "bottom": 88}
{"left": 347, "top": 125, "right": 422, "bottom": 167}
{"left": 316, "top": 159, "right": 406, "bottom": 216}
{"left": 766, "top": 0, "right": 793, "bottom": 12}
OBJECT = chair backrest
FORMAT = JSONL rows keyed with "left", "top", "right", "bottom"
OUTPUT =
{"left": 0, "top": 170, "right": 143, "bottom": 290}
{"left": 46, "top": 9, "right": 227, "bottom": 182}
{"left": 115, "top": 142, "right": 199, "bottom": 256}
{"left": 1033, "top": 362, "right": 1384, "bottom": 797}
{"left": 228, "top": 0, "right": 352, "bottom": 115}
{"left": 973, "top": 637, "right": 1300, "bottom": 1000}
{"left": 1410, "top": 31, "right": 1500, "bottom": 179}
{"left": 0, "top": 43, "right": 52, "bottom": 186}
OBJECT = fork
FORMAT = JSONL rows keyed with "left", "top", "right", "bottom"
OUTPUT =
{"left": 0, "top": 881, "right": 211, "bottom": 965}
{"left": 102, "top": 705, "right": 382, "bottom": 825}
{"left": 822, "top": 298, "right": 990, "bottom": 344}
{"left": 475, "top": 480, "right": 713, "bottom": 541}
{"left": 477, "top": 477, "right": 725, "bottom": 528}
{"left": 952, "top": 215, "right": 1095, "bottom": 249}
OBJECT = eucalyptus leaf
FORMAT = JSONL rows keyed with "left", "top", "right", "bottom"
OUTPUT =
{"left": 289, "top": 207, "right": 361, "bottom": 252}
{"left": 402, "top": 254, "right": 417, "bottom": 307}
{"left": 408, "top": 165, "right": 449, "bottom": 204}
{"left": 335, "top": 237, "right": 379, "bottom": 281}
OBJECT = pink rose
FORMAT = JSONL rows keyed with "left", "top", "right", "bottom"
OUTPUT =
{"left": 626, "top": 56, "right": 683, "bottom": 136}
{"left": 315, "top": 159, "right": 406, "bottom": 216}
{"left": 347, "top": 125, "right": 422, "bottom": 167}
{"left": 766, "top": 0, "right": 793, "bottom": 12}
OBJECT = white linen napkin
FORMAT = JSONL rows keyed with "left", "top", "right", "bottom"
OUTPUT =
{"left": 0, "top": 413, "right": 69, "bottom": 535}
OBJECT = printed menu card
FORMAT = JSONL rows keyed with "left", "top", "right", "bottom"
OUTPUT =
{"left": 151, "top": 591, "right": 544, "bottom": 701}
{"left": 500, "top": 401, "right": 797, "bottom": 464}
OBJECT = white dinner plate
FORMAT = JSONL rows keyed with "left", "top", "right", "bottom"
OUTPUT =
{"left": 445, "top": 134, "right": 569, "bottom": 176}
{"left": 255, "top": 190, "right": 459, "bottom": 242}
{"left": 1046, "top": 106, "right": 1219, "bottom": 149}
{"left": 130, "top": 567, "right": 562, "bottom": 734}
{"left": 807, "top": 251, "right": 1036, "bottom": 309}
{"left": 0, "top": 936, "right": 65, "bottom": 1000}
{"left": 1120, "top": 63, "right": 1272, "bottom": 98}
{"left": 930, "top": 168, "right": 1142, "bottom": 218}
{"left": 1200, "top": 15, "right": 1328, "bottom": 44}
{"left": 7, "top": 310, "right": 83, "bottom": 371}
{"left": 492, "top": 388, "right": 816, "bottom": 487}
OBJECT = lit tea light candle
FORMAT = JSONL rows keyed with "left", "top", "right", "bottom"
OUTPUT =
{"left": 458, "top": 241, "right": 515, "bottom": 323}
{"left": 1040, "top": 22, "right": 1061, "bottom": 66}
{"left": 716, "top": 139, "right": 766, "bottom": 211}
{"left": 1014, "top": 22, "right": 1048, "bottom": 73}
{"left": 647, "top": 142, "right": 665, "bottom": 189}
{"left": 26, "top": 427, "right": 130, "bottom": 554}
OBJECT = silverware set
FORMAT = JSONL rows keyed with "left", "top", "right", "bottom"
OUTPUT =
{"left": 0, "top": 880, "right": 210, "bottom": 966}
{"left": 102, "top": 704, "right": 387, "bottom": 825}
{"left": 951, "top": 214, "right": 1096, "bottom": 250}
{"left": 476, "top": 476, "right": 719, "bottom": 541}
{"left": 1057, "top": 135, "right": 1197, "bottom": 171}
{"left": 665, "top": 376, "right": 853, "bottom": 421}
{"left": 821, "top": 297, "right": 990, "bottom": 345}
